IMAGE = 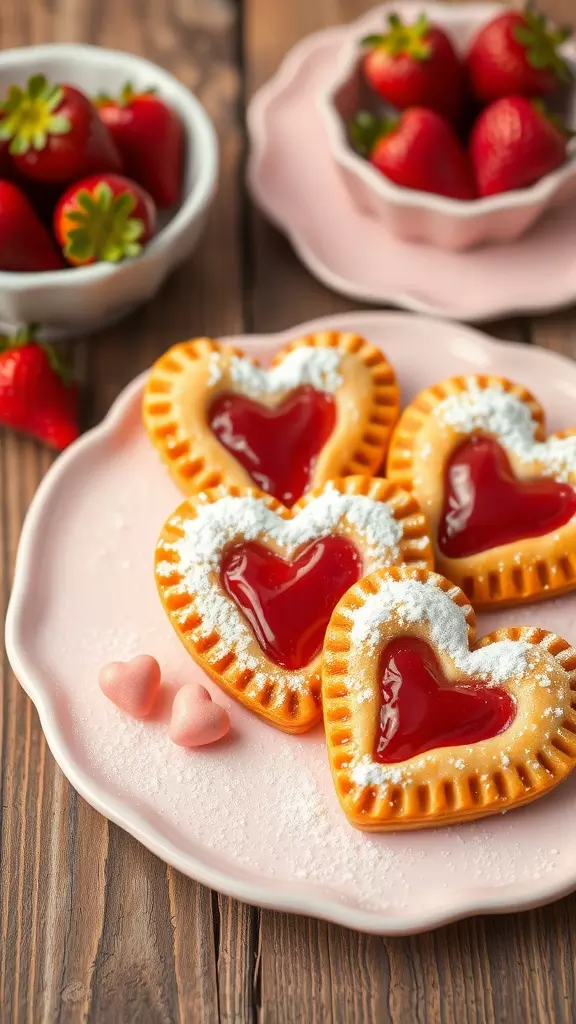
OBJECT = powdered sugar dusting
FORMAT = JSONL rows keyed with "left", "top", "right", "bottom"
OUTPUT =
{"left": 161, "top": 490, "right": 406, "bottom": 692}
{"left": 207, "top": 347, "right": 343, "bottom": 398}
{"left": 350, "top": 577, "right": 529, "bottom": 682}
{"left": 21, "top": 331, "right": 576, "bottom": 928}
{"left": 434, "top": 378, "right": 576, "bottom": 482}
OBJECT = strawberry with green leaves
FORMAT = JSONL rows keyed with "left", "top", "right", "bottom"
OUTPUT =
{"left": 351, "top": 108, "right": 476, "bottom": 200}
{"left": 362, "top": 12, "right": 465, "bottom": 123}
{"left": 95, "top": 83, "right": 183, "bottom": 208}
{"left": 0, "top": 328, "right": 79, "bottom": 449}
{"left": 0, "top": 74, "right": 121, "bottom": 183}
{"left": 467, "top": 6, "right": 573, "bottom": 104}
{"left": 54, "top": 173, "right": 156, "bottom": 265}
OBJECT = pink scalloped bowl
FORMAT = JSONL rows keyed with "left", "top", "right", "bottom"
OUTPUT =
{"left": 7, "top": 311, "right": 576, "bottom": 935}
{"left": 318, "top": 2, "right": 576, "bottom": 251}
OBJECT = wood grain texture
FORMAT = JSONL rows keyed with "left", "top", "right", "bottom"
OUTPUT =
{"left": 1, "top": 0, "right": 576, "bottom": 1021}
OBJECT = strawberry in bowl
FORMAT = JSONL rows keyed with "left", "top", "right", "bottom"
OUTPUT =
{"left": 54, "top": 173, "right": 156, "bottom": 265}
{"left": 95, "top": 84, "right": 183, "bottom": 209}
{"left": 361, "top": 12, "right": 465, "bottom": 123}
{"left": 350, "top": 108, "right": 475, "bottom": 200}
{"left": 0, "top": 43, "right": 217, "bottom": 334}
{"left": 467, "top": 6, "right": 573, "bottom": 105}
{"left": 319, "top": 2, "right": 576, "bottom": 251}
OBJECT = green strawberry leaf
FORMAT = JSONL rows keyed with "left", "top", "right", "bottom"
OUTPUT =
{"left": 513, "top": 9, "right": 573, "bottom": 84}
{"left": 0, "top": 73, "right": 71, "bottom": 154}
{"left": 63, "top": 180, "right": 146, "bottom": 264}
{"left": 349, "top": 110, "right": 397, "bottom": 156}
{"left": 362, "top": 11, "right": 431, "bottom": 60}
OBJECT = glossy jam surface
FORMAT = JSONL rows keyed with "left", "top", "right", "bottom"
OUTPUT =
{"left": 439, "top": 436, "right": 576, "bottom": 558}
{"left": 374, "top": 638, "right": 515, "bottom": 764}
{"left": 208, "top": 386, "right": 336, "bottom": 505}
{"left": 221, "top": 537, "right": 362, "bottom": 670}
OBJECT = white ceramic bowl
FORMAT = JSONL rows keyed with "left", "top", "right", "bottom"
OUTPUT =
{"left": 0, "top": 44, "right": 218, "bottom": 334}
{"left": 318, "top": 2, "right": 576, "bottom": 251}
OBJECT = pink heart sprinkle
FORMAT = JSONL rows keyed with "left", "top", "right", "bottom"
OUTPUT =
{"left": 169, "top": 682, "right": 230, "bottom": 747}
{"left": 99, "top": 655, "right": 161, "bottom": 719}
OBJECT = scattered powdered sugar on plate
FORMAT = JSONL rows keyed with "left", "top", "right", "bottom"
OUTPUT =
{"left": 349, "top": 577, "right": 529, "bottom": 682}
{"left": 18, "top": 335, "right": 576, "bottom": 927}
{"left": 434, "top": 377, "right": 576, "bottom": 481}
{"left": 158, "top": 489, "right": 405, "bottom": 693}
{"left": 207, "top": 347, "right": 343, "bottom": 398}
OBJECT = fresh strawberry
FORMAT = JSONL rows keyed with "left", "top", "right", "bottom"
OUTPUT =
{"left": 54, "top": 173, "right": 156, "bottom": 266}
{"left": 0, "top": 329, "right": 79, "bottom": 449}
{"left": 362, "top": 13, "right": 465, "bottom": 123}
{"left": 95, "top": 83, "right": 183, "bottom": 208}
{"left": 0, "top": 141, "right": 13, "bottom": 180}
{"left": 470, "top": 96, "right": 569, "bottom": 197}
{"left": 0, "top": 74, "right": 121, "bottom": 183}
{"left": 351, "top": 108, "right": 476, "bottom": 200}
{"left": 0, "top": 181, "right": 64, "bottom": 271}
{"left": 467, "top": 7, "right": 572, "bottom": 104}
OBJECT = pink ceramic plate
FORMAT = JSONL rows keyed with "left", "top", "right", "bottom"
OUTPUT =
{"left": 7, "top": 311, "right": 576, "bottom": 936}
{"left": 247, "top": 28, "right": 576, "bottom": 321}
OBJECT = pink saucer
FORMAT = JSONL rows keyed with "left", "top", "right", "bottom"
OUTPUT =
{"left": 7, "top": 312, "right": 576, "bottom": 935}
{"left": 248, "top": 28, "right": 576, "bottom": 322}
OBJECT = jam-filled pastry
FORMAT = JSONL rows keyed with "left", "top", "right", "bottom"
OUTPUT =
{"left": 323, "top": 565, "right": 576, "bottom": 830}
{"left": 143, "top": 331, "right": 399, "bottom": 505}
{"left": 387, "top": 374, "right": 576, "bottom": 607}
{"left": 155, "top": 476, "right": 432, "bottom": 733}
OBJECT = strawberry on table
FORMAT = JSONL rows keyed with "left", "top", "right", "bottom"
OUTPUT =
{"left": 362, "top": 12, "right": 465, "bottom": 123}
{"left": 54, "top": 173, "right": 156, "bottom": 265}
{"left": 467, "top": 7, "right": 573, "bottom": 104}
{"left": 95, "top": 83, "right": 183, "bottom": 208}
{"left": 0, "top": 74, "right": 121, "bottom": 183}
{"left": 470, "top": 96, "right": 570, "bottom": 197}
{"left": 0, "top": 180, "right": 64, "bottom": 271}
{"left": 351, "top": 108, "right": 476, "bottom": 200}
{"left": 0, "top": 329, "right": 79, "bottom": 449}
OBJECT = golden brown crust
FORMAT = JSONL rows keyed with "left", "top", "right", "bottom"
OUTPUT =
{"left": 386, "top": 374, "right": 576, "bottom": 608}
{"left": 155, "top": 477, "right": 433, "bottom": 734}
{"left": 323, "top": 566, "right": 576, "bottom": 830}
{"left": 143, "top": 331, "right": 400, "bottom": 499}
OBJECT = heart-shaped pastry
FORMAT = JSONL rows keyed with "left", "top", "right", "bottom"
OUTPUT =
{"left": 323, "top": 565, "right": 576, "bottom": 831}
{"left": 155, "top": 476, "right": 432, "bottom": 733}
{"left": 98, "top": 655, "right": 161, "bottom": 718}
{"left": 169, "top": 682, "right": 230, "bottom": 747}
{"left": 387, "top": 375, "right": 576, "bottom": 607}
{"left": 143, "top": 331, "right": 399, "bottom": 504}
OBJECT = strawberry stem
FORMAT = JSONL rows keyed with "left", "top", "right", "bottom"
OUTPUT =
{"left": 361, "top": 12, "right": 431, "bottom": 61}
{"left": 94, "top": 82, "right": 156, "bottom": 107}
{"left": 514, "top": 5, "right": 573, "bottom": 84}
{"left": 349, "top": 111, "right": 398, "bottom": 156}
{"left": 0, "top": 75, "right": 71, "bottom": 155}
{"left": 63, "top": 181, "right": 145, "bottom": 264}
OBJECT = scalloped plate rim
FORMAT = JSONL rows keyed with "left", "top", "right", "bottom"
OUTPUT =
{"left": 7, "top": 310, "right": 576, "bottom": 935}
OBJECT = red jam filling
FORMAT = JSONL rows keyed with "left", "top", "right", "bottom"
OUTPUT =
{"left": 439, "top": 436, "right": 576, "bottom": 559}
{"left": 208, "top": 386, "right": 336, "bottom": 505}
{"left": 220, "top": 536, "right": 362, "bottom": 670}
{"left": 374, "top": 638, "right": 515, "bottom": 764}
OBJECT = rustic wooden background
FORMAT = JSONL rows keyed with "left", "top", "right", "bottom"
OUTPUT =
{"left": 2, "top": 0, "right": 576, "bottom": 1020}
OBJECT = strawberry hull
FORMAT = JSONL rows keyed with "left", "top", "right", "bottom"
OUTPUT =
{"left": 1, "top": 79, "right": 122, "bottom": 184}
{"left": 55, "top": 172, "right": 156, "bottom": 266}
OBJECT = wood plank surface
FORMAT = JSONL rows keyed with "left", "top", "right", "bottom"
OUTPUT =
{"left": 1, "top": 0, "right": 576, "bottom": 1021}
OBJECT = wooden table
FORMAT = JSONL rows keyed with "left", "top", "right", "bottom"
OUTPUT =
{"left": 2, "top": 0, "right": 576, "bottom": 1020}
